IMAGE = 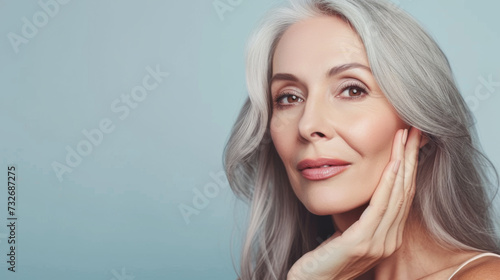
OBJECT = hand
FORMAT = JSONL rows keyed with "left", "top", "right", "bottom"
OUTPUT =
{"left": 287, "top": 127, "right": 422, "bottom": 280}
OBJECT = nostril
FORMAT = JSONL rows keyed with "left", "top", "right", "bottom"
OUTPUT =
{"left": 313, "top": 132, "right": 326, "bottom": 137}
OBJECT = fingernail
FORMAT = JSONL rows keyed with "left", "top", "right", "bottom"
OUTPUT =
{"left": 402, "top": 129, "right": 408, "bottom": 146}
{"left": 392, "top": 159, "right": 401, "bottom": 173}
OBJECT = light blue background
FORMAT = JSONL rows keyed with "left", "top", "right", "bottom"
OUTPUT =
{"left": 0, "top": 0, "right": 499, "bottom": 279}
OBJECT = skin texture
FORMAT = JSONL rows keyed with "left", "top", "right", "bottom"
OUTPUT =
{"left": 452, "top": 256, "right": 500, "bottom": 279}
{"left": 270, "top": 15, "right": 408, "bottom": 223}
{"left": 269, "top": 15, "right": 500, "bottom": 279}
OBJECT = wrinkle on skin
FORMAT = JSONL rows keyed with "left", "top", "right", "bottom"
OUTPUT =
{"left": 267, "top": 13, "right": 488, "bottom": 280}
{"left": 269, "top": 15, "right": 407, "bottom": 221}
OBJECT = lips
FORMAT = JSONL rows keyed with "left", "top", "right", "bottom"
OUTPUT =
{"left": 297, "top": 158, "right": 351, "bottom": 181}
{"left": 297, "top": 158, "right": 351, "bottom": 171}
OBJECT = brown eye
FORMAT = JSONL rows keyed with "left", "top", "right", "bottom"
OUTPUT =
{"left": 348, "top": 87, "right": 362, "bottom": 97}
{"left": 285, "top": 95, "right": 300, "bottom": 103}
{"left": 338, "top": 83, "right": 368, "bottom": 100}
{"left": 276, "top": 93, "right": 304, "bottom": 106}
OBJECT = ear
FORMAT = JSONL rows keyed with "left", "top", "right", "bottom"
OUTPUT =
{"left": 419, "top": 131, "right": 430, "bottom": 149}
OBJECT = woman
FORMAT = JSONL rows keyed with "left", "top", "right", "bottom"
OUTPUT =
{"left": 223, "top": 0, "right": 500, "bottom": 279}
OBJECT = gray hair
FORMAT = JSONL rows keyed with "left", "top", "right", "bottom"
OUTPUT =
{"left": 223, "top": 0, "right": 500, "bottom": 279}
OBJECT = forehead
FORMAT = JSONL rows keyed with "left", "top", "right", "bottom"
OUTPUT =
{"left": 272, "top": 15, "right": 368, "bottom": 74}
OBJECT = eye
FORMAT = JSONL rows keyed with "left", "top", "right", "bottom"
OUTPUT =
{"left": 337, "top": 82, "right": 368, "bottom": 100}
{"left": 274, "top": 92, "right": 304, "bottom": 108}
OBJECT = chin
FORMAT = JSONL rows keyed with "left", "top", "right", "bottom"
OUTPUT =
{"left": 299, "top": 188, "right": 372, "bottom": 216}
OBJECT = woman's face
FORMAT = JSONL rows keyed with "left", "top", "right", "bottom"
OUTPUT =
{"left": 270, "top": 15, "right": 408, "bottom": 215}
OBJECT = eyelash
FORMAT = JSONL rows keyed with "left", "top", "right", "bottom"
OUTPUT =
{"left": 337, "top": 81, "right": 368, "bottom": 100}
{"left": 273, "top": 81, "right": 368, "bottom": 109}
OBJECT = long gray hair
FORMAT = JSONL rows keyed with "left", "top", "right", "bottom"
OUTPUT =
{"left": 223, "top": 0, "right": 500, "bottom": 279}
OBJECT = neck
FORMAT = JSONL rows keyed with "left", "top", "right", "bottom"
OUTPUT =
{"left": 331, "top": 209, "right": 471, "bottom": 279}
{"left": 331, "top": 203, "right": 367, "bottom": 233}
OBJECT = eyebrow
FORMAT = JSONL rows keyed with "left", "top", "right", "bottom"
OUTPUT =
{"left": 270, "top": 62, "right": 371, "bottom": 85}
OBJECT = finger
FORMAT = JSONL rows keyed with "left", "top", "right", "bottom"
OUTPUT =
{"left": 402, "top": 127, "right": 420, "bottom": 193}
{"left": 380, "top": 127, "right": 412, "bottom": 252}
{"left": 357, "top": 129, "right": 404, "bottom": 235}
{"left": 395, "top": 127, "right": 422, "bottom": 243}
{"left": 398, "top": 127, "right": 421, "bottom": 223}
{"left": 389, "top": 127, "right": 420, "bottom": 248}
{"left": 374, "top": 127, "right": 407, "bottom": 242}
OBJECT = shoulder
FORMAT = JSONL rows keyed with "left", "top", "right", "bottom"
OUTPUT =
{"left": 453, "top": 255, "right": 500, "bottom": 279}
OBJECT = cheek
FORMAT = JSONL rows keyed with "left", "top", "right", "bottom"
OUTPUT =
{"left": 344, "top": 111, "right": 401, "bottom": 193}
{"left": 270, "top": 112, "right": 298, "bottom": 157}
{"left": 347, "top": 116, "right": 397, "bottom": 158}
{"left": 270, "top": 114, "right": 306, "bottom": 202}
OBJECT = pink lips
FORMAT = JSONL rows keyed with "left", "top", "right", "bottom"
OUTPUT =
{"left": 297, "top": 158, "right": 351, "bottom": 181}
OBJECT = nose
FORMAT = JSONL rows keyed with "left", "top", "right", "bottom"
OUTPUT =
{"left": 298, "top": 92, "right": 335, "bottom": 142}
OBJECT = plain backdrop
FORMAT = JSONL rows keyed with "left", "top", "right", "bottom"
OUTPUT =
{"left": 0, "top": 0, "right": 499, "bottom": 279}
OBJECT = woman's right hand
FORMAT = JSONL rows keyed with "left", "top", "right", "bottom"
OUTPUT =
{"left": 287, "top": 127, "right": 422, "bottom": 280}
